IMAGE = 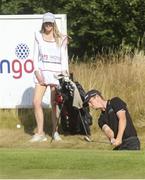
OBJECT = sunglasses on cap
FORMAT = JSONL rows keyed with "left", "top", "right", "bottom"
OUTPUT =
{"left": 44, "top": 22, "right": 54, "bottom": 27}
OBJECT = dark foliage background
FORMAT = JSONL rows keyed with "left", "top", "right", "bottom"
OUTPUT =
{"left": 0, "top": 0, "right": 145, "bottom": 59}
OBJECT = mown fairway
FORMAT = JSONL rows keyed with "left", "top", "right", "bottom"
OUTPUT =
{"left": 0, "top": 148, "right": 145, "bottom": 179}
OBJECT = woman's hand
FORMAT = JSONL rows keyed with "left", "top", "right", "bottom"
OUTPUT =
{"left": 34, "top": 70, "right": 45, "bottom": 85}
{"left": 61, "top": 70, "right": 68, "bottom": 76}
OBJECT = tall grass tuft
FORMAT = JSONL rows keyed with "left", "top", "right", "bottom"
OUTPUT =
{"left": 70, "top": 49, "right": 145, "bottom": 130}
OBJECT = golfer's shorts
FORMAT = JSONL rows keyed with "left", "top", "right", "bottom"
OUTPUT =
{"left": 113, "top": 136, "right": 140, "bottom": 150}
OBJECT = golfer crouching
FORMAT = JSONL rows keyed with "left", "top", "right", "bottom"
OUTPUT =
{"left": 83, "top": 89, "right": 140, "bottom": 150}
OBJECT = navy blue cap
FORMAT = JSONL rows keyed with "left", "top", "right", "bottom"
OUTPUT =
{"left": 83, "top": 89, "right": 101, "bottom": 107}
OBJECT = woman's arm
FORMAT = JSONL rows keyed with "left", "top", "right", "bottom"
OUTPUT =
{"left": 33, "top": 33, "right": 45, "bottom": 85}
{"left": 60, "top": 36, "right": 69, "bottom": 75}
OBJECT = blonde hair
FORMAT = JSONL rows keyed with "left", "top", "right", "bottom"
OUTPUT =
{"left": 40, "top": 21, "right": 62, "bottom": 46}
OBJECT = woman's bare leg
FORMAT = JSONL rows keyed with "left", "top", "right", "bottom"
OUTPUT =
{"left": 33, "top": 84, "right": 47, "bottom": 135}
{"left": 50, "top": 86, "right": 58, "bottom": 136}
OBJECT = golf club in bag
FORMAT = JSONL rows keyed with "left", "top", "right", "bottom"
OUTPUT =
{"left": 55, "top": 74, "right": 92, "bottom": 136}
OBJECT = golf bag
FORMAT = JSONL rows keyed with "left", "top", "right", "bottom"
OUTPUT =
{"left": 55, "top": 74, "right": 92, "bottom": 135}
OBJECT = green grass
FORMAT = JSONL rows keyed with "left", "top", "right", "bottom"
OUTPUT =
{"left": 0, "top": 148, "right": 145, "bottom": 179}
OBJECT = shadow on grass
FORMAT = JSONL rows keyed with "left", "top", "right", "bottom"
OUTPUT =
{"left": 16, "top": 86, "right": 56, "bottom": 136}
{"left": 18, "top": 108, "right": 53, "bottom": 136}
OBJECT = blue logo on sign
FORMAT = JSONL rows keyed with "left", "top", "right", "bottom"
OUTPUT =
{"left": 0, "top": 43, "right": 34, "bottom": 79}
{"left": 15, "top": 43, "right": 30, "bottom": 60}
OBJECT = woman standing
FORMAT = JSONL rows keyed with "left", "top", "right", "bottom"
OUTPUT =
{"left": 31, "top": 12, "right": 68, "bottom": 142}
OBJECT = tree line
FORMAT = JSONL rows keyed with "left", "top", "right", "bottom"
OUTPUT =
{"left": 0, "top": 0, "right": 145, "bottom": 59}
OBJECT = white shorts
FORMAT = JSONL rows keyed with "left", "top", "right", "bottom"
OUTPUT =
{"left": 34, "top": 70, "right": 60, "bottom": 86}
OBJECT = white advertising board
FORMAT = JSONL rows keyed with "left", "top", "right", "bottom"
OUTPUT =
{"left": 0, "top": 14, "right": 67, "bottom": 108}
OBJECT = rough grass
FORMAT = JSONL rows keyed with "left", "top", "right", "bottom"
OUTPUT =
{"left": 70, "top": 53, "right": 145, "bottom": 128}
{"left": 1, "top": 51, "right": 145, "bottom": 150}
{"left": 0, "top": 124, "right": 145, "bottom": 150}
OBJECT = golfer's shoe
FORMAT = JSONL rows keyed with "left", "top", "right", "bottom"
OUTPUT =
{"left": 29, "top": 134, "right": 47, "bottom": 142}
{"left": 53, "top": 132, "right": 62, "bottom": 141}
